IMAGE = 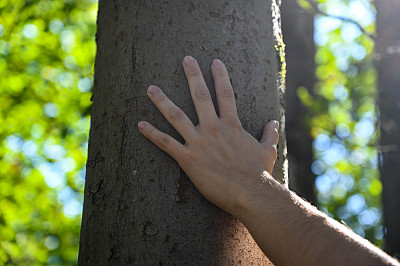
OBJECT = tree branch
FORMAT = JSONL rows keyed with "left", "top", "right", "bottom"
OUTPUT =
{"left": 305, "top": 0, "right": 376, "bottom": 41}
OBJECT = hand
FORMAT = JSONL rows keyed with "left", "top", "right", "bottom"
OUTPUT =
{"left": 138, "top": 56, "right": 279, "bottom": 216}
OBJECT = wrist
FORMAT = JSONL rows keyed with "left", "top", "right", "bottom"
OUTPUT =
{"left": 233, "top": 171, "right": 285, "bottom": 225}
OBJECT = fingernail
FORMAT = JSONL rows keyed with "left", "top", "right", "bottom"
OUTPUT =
{"left": 274, "top": 120, "right": 279, "bottom": 130}
{"left": 148, "top": 85, "right": 160, "bottom": 95}
{"left": 213, "top": 59, "right": 223, "bottom": 67}
{"left": 138, "top": 121, "right": 146, "bottom": 130}
{"left": 184, "top": 56, "right": 195, "bottom": 66}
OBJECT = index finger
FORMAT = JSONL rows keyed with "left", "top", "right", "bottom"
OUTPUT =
{"left": 147, "top": 85, "right": 197, "bottom": 140}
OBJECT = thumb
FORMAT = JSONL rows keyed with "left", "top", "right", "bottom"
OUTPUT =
{"left": 260, "top": 120, "right": 279, "bottom": 149}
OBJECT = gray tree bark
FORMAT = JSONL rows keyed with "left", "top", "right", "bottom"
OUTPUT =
{"left": 281, "top": 1, "right": 316, "bottom": 205}
{"left": 376, "top": 0, "right": 400, "bottom": 259}
{"left": 79, "top": 0, "right": 287, "bottom": 264}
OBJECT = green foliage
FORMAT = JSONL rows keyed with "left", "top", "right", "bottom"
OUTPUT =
{"left": 0, "top": 0, "right": 97, "bottom": 264}
{"left": 303, "top": 0, "right": 384, "bottom": 246}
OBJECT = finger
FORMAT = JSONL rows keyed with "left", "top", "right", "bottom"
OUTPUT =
{"left": 138, "top": 121, "right": 187, "bottom": 161}
{"left": 260, "top": 120, "right": 279, "bottom": 148}
{"left": 147, "top": 85, "right": 196, "bottom": 139}
{"left": 260, "top": 121, "right": 279, "bottom": 173}
{"left": 211, "top": 59, "right": 239, "bottom": 120}
{"left": 183, "top": 56, "right": 218, "bottom": 123}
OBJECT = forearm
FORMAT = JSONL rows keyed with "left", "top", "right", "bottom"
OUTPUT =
{"left": 235, "top": 171, "right": 399, "bottom": 266}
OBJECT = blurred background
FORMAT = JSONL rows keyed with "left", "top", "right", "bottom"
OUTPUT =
{"left": 283, "top": 0, "right": 384, "bottom": 247}
{"left": 0, "top": 0, "right": 97, "bottom": 264}
{"left": 0, "top": 0, "right": 396, "bottom": 264}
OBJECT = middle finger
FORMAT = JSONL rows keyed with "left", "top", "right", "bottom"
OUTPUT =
{"left": 183, "top": 56, "right": 218, "bottom": 124}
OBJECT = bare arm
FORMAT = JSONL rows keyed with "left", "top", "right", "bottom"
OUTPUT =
{"left": 138, "top": 56, "right": 399, "bottom": 266}
{"left": 236, "top": 172, "right": 398, "bottom": 265}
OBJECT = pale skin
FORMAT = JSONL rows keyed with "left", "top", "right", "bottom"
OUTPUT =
{"left": 138, "top": 56, "right": 399, "bottom": 266}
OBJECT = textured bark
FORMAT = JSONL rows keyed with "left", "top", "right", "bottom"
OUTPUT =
{"left": 376, "top": 0, "right": 400, "bottom": 259}
{"left": 281, "top": 1, "right": 316, "bottom": 204}
{"left": 79, "top": 0, "right": 287, "bottom": 265}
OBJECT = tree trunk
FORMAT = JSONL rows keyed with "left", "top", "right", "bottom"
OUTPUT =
{"left": 78, "top": 0, "right": 287, "bottom": 264}
{"left": 376, "top": 0, "right": 400, "bottom": 259}
{"left": 281, "top": 1, "right": 316, "bottom": 205}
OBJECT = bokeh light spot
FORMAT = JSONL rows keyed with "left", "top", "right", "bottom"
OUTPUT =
{"left": 44, "top": 235, "right": 60, "bottom": 250}
{"left": 44, "top": 103, "right": 60, "bottom": 118}
{"left": 346, "top": 194, "right": 366, "bottom": 214}
{"left": 49, "top": 19, "right": 64, "bottom": 34}
{"left": 78, "top": 77, "right": 92, "bottom": 93}
{"left": 23, "top": 24, "right": 39, "bottom": 39}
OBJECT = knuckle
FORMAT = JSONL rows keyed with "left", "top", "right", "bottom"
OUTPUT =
{"left": 223, "top": 117, "right": 242, "bottom": 130}
{"left": 206, "top": 124, "right": 221, "bottom": 136}
{"left": 180, "top": 150, "right": 196, "bottom": 164}
{"left": 156, "top": 134, "right": 171, "bottom": 149}
{"left": 194, "top": 88, "right": 210, "bottom": 102}
{"left": 186, "top": 67, "right": 201, "bottom": 78}
{"left": 272, "top": 129, "right": 279, "bottom": 142}
{"left": 217, "top": 86, "right": 234, "bottom": 98}
{"left": 266, "top": 145, "right": 278, "bottom": 160}
{"left": 168, "top": 108, "right": 185, "bottom": 123}
{"left": 178, "top": 155, "right": 194, "bottom": 169}
{"left": 214, "top": 68, "right": 228, "bottom": 77}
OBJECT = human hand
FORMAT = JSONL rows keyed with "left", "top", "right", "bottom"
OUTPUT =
{"left": 138, "top": 56, "right": 279, "bottom": 216}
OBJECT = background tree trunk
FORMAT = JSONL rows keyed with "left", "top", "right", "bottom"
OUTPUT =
{"left": 78, "top": 0, "right": 287, "bottom": 264}
{"left": 281, "top": 1, "right": 316, "bottom": 204}
{"left": 376, "top": 0, "right": 400, "bottom": 259}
